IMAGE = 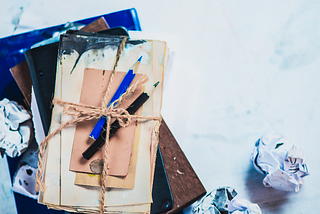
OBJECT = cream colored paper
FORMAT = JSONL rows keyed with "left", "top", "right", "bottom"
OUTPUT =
{"left": 39, "top": 57, "right": 63, "bottom": 206}
{"left": 40, "top": 35, "right": 167, "bottom": 212}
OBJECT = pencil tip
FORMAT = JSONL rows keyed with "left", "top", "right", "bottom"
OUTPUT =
{"left": 153, "top": 81, "right": 160, "bottom": 88}
{"left": 147, "top": 81, "right": 160, "bottom": 96}
{"left": 131, "top": 56, "right": 142, "bottom": 74}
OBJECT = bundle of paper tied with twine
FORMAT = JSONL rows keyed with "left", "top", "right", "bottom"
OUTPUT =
{"left": 35, "top": 37, "right": 162, "bottom": 213}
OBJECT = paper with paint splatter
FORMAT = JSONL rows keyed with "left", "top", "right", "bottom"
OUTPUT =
{"left": 39, "top": 33, "right": 167, "bottom": 213}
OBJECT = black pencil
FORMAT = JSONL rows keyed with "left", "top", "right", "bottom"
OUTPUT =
{"left": 82, "top": 81, "right": 160, "bottom": 160}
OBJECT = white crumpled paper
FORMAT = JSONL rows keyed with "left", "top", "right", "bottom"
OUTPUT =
{"left": 228, "top": 198, "right": 261, "bottom": 214}
{"left": 12, "top": 139, "right": 39, "bottom": 199}
{"left": 0, "top": 98, "right": 32, "bottom": 158}
{"left": 193, "top": 187, "right": 261, "bottom": 214}
{"left": 12, "top": 164, "right": 38, "bottom": 199}
{"left": 251, "top": 134, "right": 309, "bottom": 192}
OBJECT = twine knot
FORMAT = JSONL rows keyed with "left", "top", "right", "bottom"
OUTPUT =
{"left": 59, "top": 100, "right": 132, "bottom": 128}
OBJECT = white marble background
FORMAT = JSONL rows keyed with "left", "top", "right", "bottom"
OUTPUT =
{"left": 1, "top": 1, "right": 320, "bottom": 213}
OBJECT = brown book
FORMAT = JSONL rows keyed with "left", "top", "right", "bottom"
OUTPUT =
{"left": 10, "top": 60, "right": 32, "bottom": 109}
{"left": 159, "top": 120, "right": 206, "bottom": 213}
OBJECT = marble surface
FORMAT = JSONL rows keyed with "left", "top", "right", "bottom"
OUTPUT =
{"left": 1, "top": 1, "right": 320, "bottom": 213}
{"left": 0, "top": 156, "right": 17, "bottom": 214}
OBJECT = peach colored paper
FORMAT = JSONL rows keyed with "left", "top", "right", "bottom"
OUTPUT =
{"left": 69, "top": 68, "right": 142, "bottom": 177}
{"left": 74, "top": 115, "right": 142, "bottom": 188}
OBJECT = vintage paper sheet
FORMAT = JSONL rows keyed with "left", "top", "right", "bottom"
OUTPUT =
{"left": 70, "top": 68, "right": 143, "bottom": 188}
{"left": 40, "top": 34, "right": 167, "bottom": 212}
{"left": 70, "top": 69, "right": 142, "bottom": 177}
{"left": 41, "top": 55, "right": 150, "bottom": 213}
{"left": 38, "top": 57, "right": 62, "bottom": 206}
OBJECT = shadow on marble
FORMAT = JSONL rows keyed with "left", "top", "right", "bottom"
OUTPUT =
{"left": 245, "top": 164, "right": 292, "bottom": 213}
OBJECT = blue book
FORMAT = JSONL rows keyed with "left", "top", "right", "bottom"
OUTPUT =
{"left": 0, "top": 8, "right": 141, "bottom": 106}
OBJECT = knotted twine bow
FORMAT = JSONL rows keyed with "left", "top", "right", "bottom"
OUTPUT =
{"left": 35, "top": 37, "right": 161, "bottom": 214}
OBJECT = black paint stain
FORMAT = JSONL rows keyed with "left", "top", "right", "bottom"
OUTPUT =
{"left": 26, "top": 169, "right": 33, "bottom": 176}
{"left": 275, "top": 142, "right": 284, "bottom": 149}
{"left": 254, "top": 152, "right": 267, "bottom": 175}
{"left": 89, "top": 158, "right": 104, "bottom": 174}
{"left": 59, "top": 30, "right": 146, "bottom": 74}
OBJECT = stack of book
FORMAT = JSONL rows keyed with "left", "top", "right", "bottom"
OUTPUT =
{"left": 6, "top": 10, "right": 206, "bottom": 214}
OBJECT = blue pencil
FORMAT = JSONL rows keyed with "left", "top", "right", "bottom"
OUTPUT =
{"left": 89, "top": 56, "right": 142, "bottom": 140}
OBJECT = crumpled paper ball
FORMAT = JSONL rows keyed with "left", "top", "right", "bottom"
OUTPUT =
{"left": 0, "top": 98, "right": 32, "bottom": 158}
{"left": 251, "top": 134, "right": 309, "bottom": 192}
{"left": 192, "top": 187, "right": 261, "bottom": 214}
{"left": 12, "top": 164, "right": 38, "bottom": 199}
{"left": 12, "top": 139, "right": 39, "bottom": 199}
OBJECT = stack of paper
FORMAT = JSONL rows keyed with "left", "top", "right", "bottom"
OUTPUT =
{"left": 38, "top": 32, "right": 168, "bottom": 213}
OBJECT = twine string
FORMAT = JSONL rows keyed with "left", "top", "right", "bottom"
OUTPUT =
{"left": 99, "top": 115, "right": 111, "bottom": 213}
